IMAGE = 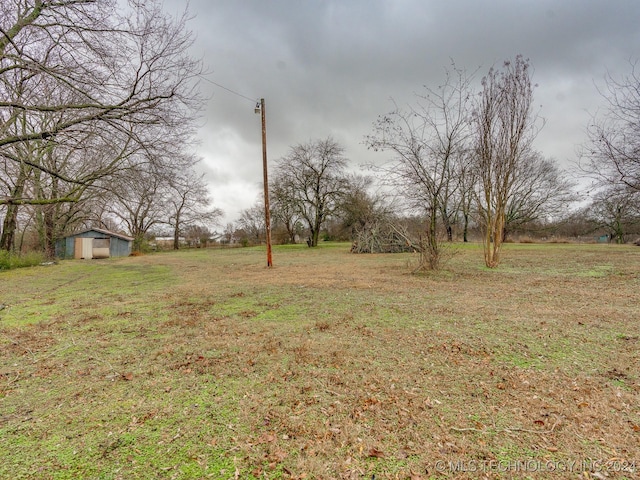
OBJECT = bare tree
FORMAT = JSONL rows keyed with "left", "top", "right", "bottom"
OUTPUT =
{"left": 0, "top": 0, "right": 203, "bottom": 253}
{"left": 164, "top": 169, "right": 222, "bottom": 250}
{"left": 105, "top": 165, "right": 167, "bottom": 252}
{"left": 237, "top": 200, "right": 266, "bottom": 245}
{"left": 337, "top": 175, "right": 386, "bottom": 240}
{"left": 275, "top": 137, "right": 349, "bottom": 247}
{"left": 472, "top": 56, "right": 540, "bottom": 268}
{"left": 366, "top": 66, "right": 473, "bottom": 269}
{"left": 0, "top": 0, "right": 201, "bottom": 153}
{"left": 580, "top": 60, "right": 640, "bottom": 192}
{"left": 270, "top": 171, "right": 302, "bottom": 244}
{"left": 0, "top": 141, "right": 34, "bottom": 251}
{"left": 183, "top": 224, "right": 212, "bottom": 248}
{"left": 503, "top": 153, "right": 576, "bottom": 240}
{"left": 221, "top": 222, "right": 235, "bottom": 244}
{"left": 585, "top": 186, "right": 640, "bottom": 243}
{"left": 456, "top": 155, "right": 477, "bottom": 242}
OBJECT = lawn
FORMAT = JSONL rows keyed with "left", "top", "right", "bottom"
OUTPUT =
{"left": 0, "top": 243, "right": 638, "bottom": 479}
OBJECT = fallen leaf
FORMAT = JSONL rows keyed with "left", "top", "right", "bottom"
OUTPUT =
{"left": 368, "top": 447, "right": 384, "bottom": 458}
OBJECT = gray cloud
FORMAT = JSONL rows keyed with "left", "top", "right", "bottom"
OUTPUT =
{"left": 174, "top": 0, "right": 640, "bottom": 222}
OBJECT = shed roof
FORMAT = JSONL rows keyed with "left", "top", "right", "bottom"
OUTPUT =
{"left": 65, "top": 228, "right": 134, "bottom": 242}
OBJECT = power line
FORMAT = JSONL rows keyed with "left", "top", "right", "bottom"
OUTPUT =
{"left": 198, "top": 75, "right": 256, "bottom": 104}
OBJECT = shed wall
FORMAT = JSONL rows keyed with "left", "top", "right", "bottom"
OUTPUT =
{"left": 110, "top": 237, "right": 132, "bottom": 257}
{"left": 55, "top": 231, "right": 132, "bottom": 259}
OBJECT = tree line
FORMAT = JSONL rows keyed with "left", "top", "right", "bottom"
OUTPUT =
{"left": 0, "top": 0, "right": 219, "bottom": 257}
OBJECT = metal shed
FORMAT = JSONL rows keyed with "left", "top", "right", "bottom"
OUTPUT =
{"left": 55, "top": 228, "right": 133, "bottom": 259}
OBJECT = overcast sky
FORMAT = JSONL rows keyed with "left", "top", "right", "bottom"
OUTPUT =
{"left": 164, "top": 0, "right": 640, "bottom": 225}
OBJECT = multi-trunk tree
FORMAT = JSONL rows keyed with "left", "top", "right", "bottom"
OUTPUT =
{"left": 472, "top": 56, "right": 540, "bottom": 268}
{"left": 274, "top": 137, "right": 350, "bottom": 247}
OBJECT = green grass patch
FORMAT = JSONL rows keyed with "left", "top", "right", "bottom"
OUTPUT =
{"left": 0, "top": 250, "right": 44, "bottom": 270}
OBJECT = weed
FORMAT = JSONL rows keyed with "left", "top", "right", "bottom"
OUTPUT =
{"left": 0, "top": 250, "right": 44, "bottom": 270}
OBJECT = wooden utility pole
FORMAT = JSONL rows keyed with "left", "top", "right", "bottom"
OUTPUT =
{"left": 258, "top": 98, "right": 273, "bottom": 267}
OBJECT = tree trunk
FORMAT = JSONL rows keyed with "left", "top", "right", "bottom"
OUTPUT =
{"left": 463, "top": 212, "right": 469, "bottom": 243}
{"left": 173, "top": 213, "right": 180, "bottom": 250}
{"left": 0, "top": 167, "right": 28, "bottom": 251}
{"left": 613, "top": 220, "right": 624, "bottom": 244}
{"left": 286, "top": 220, "right": 297, "bottom": 244}
{"left": 131, "top": 227, "right": 145, "bottom": 253}
{"left": 484, "top": 210, "right": 504, "bottom": 268}
{"left": 309, "top": 227, "right": 319, "bottom": 247}
{"left": 419, "top": 206, "right": 440, "bottom": 270}
{"left": 0, "top": 202, "right": 20, "bottom": 252}
{"left": 42, "top": 205, "right": 57, "bottom": 259}
{"left": 440, "top": 205, "right": 454, "bottom": 242}
{"left": 308, "top": 213, "right": 322, "bottom": 247}
{"left": 34, "top": 171, "right": 59, "bottom": 259}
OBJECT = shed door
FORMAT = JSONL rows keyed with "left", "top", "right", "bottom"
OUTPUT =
{"left": 74, "top": 237, "right": 93, "bottom": 259}
{"left": 74, "top": 238, "right": 83, "bottom": 259}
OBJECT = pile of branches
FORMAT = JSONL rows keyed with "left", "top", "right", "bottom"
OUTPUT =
{"left": 350, "top": 220, "right": 416, "bottom": 254}
{"left": 351, "top": 218, "right": 456, "bottom": 272}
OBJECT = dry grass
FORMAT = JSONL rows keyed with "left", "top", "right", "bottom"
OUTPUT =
{"left": 0, "top": 243, "right": 638, "bottom": 479}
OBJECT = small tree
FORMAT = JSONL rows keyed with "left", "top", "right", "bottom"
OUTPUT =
{"left": 337, "top": 175, "right": 384, "bottom": 240}
{"left": 105, "top": 167, "right": 166, "bottom": 252}
{"left": 184, "top": 225, "right": 212, "bottom": 247}
{"left": 472, "top": 56, "right": 540, "bottom": 268}
{"left": 456, "top": 155, "right": 477, "bottom": 242}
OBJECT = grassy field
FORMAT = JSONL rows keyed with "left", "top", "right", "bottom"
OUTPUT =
{"left": 0, "top": 242, "right": 638, "bottom": 479}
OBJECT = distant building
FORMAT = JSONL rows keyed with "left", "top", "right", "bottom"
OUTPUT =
{"left": 55, "top": 228, "right": 133, "bottom": 259}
